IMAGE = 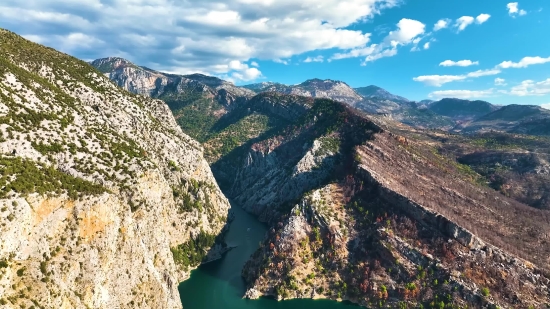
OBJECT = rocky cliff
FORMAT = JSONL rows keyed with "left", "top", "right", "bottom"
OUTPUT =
{"left": 0, "top": 29, "right": 230, "bottom": 308}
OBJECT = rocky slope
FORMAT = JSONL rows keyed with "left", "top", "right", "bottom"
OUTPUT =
{"left": 0, "top": 29, "right": 231, "bottom": 308}
{"left": 237, "top": 101, "right": 550, "bottom": 308}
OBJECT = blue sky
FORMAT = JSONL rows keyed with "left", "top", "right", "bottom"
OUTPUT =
{"left": 0, "top": 0, "right": 549, "bottom": 107}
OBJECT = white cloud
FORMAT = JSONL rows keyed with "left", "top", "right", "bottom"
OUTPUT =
{"left": 509, "top": 78, "right": 550, "bottom": 96}
{"left": 453, "top": 14, "right": 490, "bottom": 32}
{"left": 507, "top": 2, "right": 527, "bottom": 16}
{"left": 413, "top": 75, "right": 467, "bottom": 87}
{"left": 428, "top": 89, "right": 494, "bottom": 99}
{"left": 423, "top": 42, "right": 430, "bottom": 50}
{"left": 455, "top": 16, "right": 475, "bottom": 31}
{"left": 494, "top": 78, "right": 507, "bottom": 86}
{"left": 250, "top": 61, "right": 259, "bottom": 67}
{"left": 439, "top": 59, "right": 479, "bottom": 67}
{"left": 413, "top": 69, "right": 500, "bottom": 87}
{"left": 0, "top": 0, "right": 400, "bottom": 80}
{"left": 331, "top": 18, "right": 425, "bottom": 64}
{"left": 476, "top": 14, "right": 491, "bottom": 24}
{"left": 273, "top": 58, "right": 289, "bottom": 65}
{"left": 497, "top": 56, "right": 550, "bottom": 69}
{"left": 304, "top": 55, "right": 324, "bottom": 63}
{"left": 433, "top": 19, "right": 450, "bottom": 31}
{"left": 466, "top": 69, "right": 501, "bottom": 78}
{"left": 541, "top": 103, "right": 550, "bottom": 110}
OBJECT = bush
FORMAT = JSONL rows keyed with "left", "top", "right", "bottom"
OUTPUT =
{"left": 481, "top": 287, "right": 490, "bottom": 297}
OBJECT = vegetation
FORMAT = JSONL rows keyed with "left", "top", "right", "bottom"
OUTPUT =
{"left": 170, "top": 230, "right": 217, "bottom": 269}
{"left": 0, "top": 156, "right": 106, "bottom": 199}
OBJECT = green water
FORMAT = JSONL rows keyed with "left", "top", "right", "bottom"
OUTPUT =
{"left": 178, "top": 203, "right": 359, "bottom": 309}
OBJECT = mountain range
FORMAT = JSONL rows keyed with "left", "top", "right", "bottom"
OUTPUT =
{"left": 92, "top": 57, "right": 550, "bottom": 137}
{"left": 1, "top": 29, "right": 549, "bottom": 309}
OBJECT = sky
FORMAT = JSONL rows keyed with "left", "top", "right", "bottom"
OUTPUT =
{"left": 1, "top": 0, "right": 549, "bottom": 108}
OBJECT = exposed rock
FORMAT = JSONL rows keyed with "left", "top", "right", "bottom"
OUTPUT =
{"left": 0, "top": 29, "right": 230, "bottom": 309}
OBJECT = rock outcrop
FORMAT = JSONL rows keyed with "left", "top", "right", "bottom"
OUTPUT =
{"left": 0, "top": 29, "right": 230, "bottom": 308}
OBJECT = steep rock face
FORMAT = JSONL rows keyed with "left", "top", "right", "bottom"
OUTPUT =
{"left": 0, "top": 30, "right": 230, "bottom": 308}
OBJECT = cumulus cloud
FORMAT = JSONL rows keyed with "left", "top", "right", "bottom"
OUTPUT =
{"left": 413, "top": 69, "right": 500, "bottom": 87}
{"left": 304, "top": 55, "right": 324, "bottom": 63}
{"left": 497, "top": 56, "right": 550, "bottom": 69}
{"left": 455, "top": 16, "right": 475, "bottom": 31}
{"left": 423, "top": 42, "right": 430, "bottom": 50}
{"left": 476, "top": 14, "right": 491, "bottom": 24}
{"left": 509, "top": 78, "right": 550, "bottom": 96}
{"left": 494, "top": 78, "right": 507, "bottom": 86}
{"left": 0, "top": 0, "right": 399, "bottom": 81}
{"left": 433, "top": 19, "right": 450, "bottom": 31}
{"left": 439, "top": 60, "right": 479, "bottom": 67}
{"left": 454, "top": 14, "right": 489, "bottom": 32}
{"left": 331, "top": 18, "right": 425, "bottom": 64}
{"left": 428, "top": 89, "right": 494, "bottom": 99}
{"left": 507, "top": 2, "right": 527, "bottom": 16}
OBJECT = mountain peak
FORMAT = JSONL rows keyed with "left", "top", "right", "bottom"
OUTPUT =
{"left": 90, "top": 57, "right": 136, "bottom": 73}
{"left": 354, "top": 85, "right": 410, "bottom": 103}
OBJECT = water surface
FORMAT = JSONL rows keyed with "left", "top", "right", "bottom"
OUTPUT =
{"left": 178, "top": 203, "right": 359, "bottom": 309}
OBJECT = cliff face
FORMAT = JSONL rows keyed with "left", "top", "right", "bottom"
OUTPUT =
{"left": 0, "top": 29, "right": 230, "bottom": 308}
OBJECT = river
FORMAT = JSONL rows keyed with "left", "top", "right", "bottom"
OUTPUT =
{"left": 178, "top": 203, "right": 360, "bottom": 309}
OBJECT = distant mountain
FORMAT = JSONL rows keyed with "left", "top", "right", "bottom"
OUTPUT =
{"left": 461, "top": 104, "right": 550, "bottom": 136}
{"left": 428, "top": 98, "right": 500, "bottom": 121}
{"left": 90, "top": 57, "right": 255, "bottom": 105}
{"left": 243, "top": 78, "right": 363, "bottom": 105}
{"left": 90, "top": 57, "right": 256, "bottom": 141}
{"left": 354, "top": 85, "right": 410, "bottom": 103}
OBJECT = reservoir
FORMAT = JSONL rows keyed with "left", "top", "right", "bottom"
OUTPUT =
{"left": 178, "top": 203, "right": 359, "bottom": 309}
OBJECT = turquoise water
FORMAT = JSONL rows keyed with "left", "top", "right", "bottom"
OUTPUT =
{"left": 178, "top": 204, "right": 359, "bottom": 309}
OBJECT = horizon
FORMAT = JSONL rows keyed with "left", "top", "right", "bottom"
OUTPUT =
{"left": 1, "top": 0, "right": 549, "bottom": 109}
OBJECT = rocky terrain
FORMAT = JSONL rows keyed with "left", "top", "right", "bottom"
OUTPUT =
{"left": 238, "top": 101, "right": 550, "bottom": 309}
{"left": 0, "top": 29, "right": 231, "bottom": 308}
{"left": 91, "top": 54, "right": 550, "bottom": 308}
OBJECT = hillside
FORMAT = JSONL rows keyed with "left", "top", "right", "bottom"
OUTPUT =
{"left": 461, "top": 104, "right": 550, "bottom": 136}
{"left": 428, "top": 98, "right": 499, "bottom": 121}
{"left": 229, "top": 97, "right": 550, "bottom": 309}
{"left": 0, "top": 29, "right": 231, "bottom": 308}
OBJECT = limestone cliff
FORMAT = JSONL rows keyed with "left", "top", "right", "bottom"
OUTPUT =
{"left": 0, "top": 29, "right": 230, "bottom": 308}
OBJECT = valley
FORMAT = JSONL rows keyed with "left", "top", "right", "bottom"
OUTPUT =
{"left": 0, "top": 28, "right": 548, "bottom": 309}
{"left": 95, "top": 57, "right": 550, "bottom": 308}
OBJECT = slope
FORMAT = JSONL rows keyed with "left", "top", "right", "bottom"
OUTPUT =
{"left": 0, "top": 29, "right": 230, "bottom": 309}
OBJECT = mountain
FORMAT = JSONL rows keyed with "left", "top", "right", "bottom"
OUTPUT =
{"left": 90, "top": 57, "right": 256, "bottom": 141}
{"left": 219, "top": 95, "right": 550, "bottom": 308}
{"left": 460, "top": 104, "right": 550, "bottom": 136}
{"left": 91, "top": 55, "right": 549, "bottom": 307}
{"left": 243, "top": 78, "right": 363, "bottom": 105}
{"left": 0, "top": 29, "right": 230, "bottom": 308}
{"left": 428, "top": 98, "right": 500, "bottom": 121}
{"left": 354, "top": 85, "right": 410, "bottom": 103}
